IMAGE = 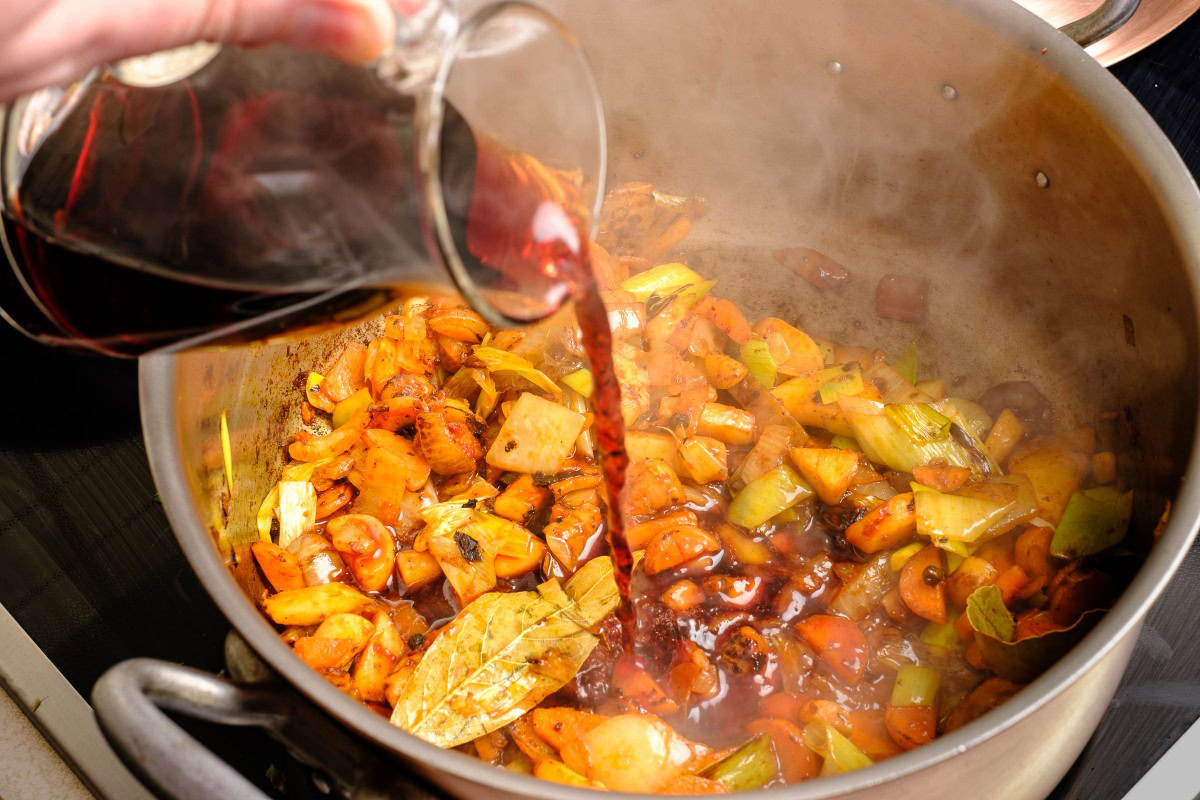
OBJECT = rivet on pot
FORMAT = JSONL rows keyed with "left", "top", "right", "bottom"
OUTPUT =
{"left": 1035, "top": 170, "right": 1050, "bottom": 189}
{"left": 827, "top": 60, "right": 843, "bottom": 75}
{"left": 942, "top": 84, "right": 959, "bottom": 101}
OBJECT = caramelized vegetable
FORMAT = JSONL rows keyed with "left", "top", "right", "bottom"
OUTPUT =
{"left": 898, "top": 545, "right": 947, "bottom": 624}
{"left": 794, "top": 614, "right": 869, "bottom": 685}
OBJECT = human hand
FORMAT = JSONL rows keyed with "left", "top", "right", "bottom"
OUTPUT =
{"left": 0, "top": 0, "right": 397, "bottom": 102}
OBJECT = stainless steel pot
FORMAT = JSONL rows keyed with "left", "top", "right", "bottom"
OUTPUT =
{"left": 97, "top": 0, "right": 1200, "bottom": 797}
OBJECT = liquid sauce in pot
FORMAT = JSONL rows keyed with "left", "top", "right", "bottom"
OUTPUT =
{"left": 248, "top": 176, "right": 1149, "bottom": 793}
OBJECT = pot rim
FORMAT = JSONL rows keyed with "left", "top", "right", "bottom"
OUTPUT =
{"left": 140, "top": 1, "right": 1200, "bottom": 797}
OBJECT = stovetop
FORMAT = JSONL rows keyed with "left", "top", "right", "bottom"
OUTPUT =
{"left": 3, "top": 14, "right": 1200, "bottom": 800}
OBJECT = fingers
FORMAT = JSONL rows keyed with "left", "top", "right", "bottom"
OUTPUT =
{"left": 0, "top": 0, "right": 397, "bottom": 102}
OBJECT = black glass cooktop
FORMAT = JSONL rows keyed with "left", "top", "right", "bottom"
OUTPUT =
{"left": 3, "top": 14, "right": 1200, "bottom": 799}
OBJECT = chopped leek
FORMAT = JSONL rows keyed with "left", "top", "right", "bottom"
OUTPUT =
{"left": 803, "top": 721, "right": 873, "bottom": 776}
{"left": 730, "top": 423, "right": 793, "bottom": 491}
{"left": 914, "top": 483, "right": 1018, "bottom": 542}
{"left": 817, "top": 364, "right": 865, "bottom": 405}
{"left": 472, "top": 346, "right": 562, "bottom": 399}
{"left": 920, "top": 616, "right": 962, "bottom": 651}
{"left": 891, "top": 665, "right": 940, "bottom": 707}
{"left": 699, "top": 732, "right": 778, "bottom": 791}
{"left": 830, "top": 551, "right": 894, "bottom": 621}
{"left": 258, "top": 458, "right": 332, "bottom": 542}
{"left": 441, "top": 368, "right": 479, "bottom": 400}
{"left": 915, "top": 378, "right": 947, "bottom": 400}
{"left": 277, "top": 480, "right": 316, "bottom": 549}
{"left": 332, "top": 387, "right": 372, "bottom": 429}
{"left": 863, "top": 361, "right": 931, "bottom": 404}
{"left": 830, "top": 435, "right": 862, "bottom": 452}
{"left": 962, "top": 474, "right": 1038, "bottom": 542}
{"left": 945, "top": 550, "right": 966, "bottom": 574}
{"left": 470, "top": 368, "right": 499, "bottom": 419}
{"left": 965, "top": 585, "right": 1015, "bottom": 642}
{"left": 840, "top": 396, "right": 996, "bottom": 475}
{"left": 561, "top": 368, "right": 594, "bottom": 398}
{"left": 304, "top": 372, "right": 335, "bottom": 413}
{"left": 890, "top": 542, "right": 924, "bottom": 571}
{"left": 894, "top": 344, "right": 918, "bottom": 385}
{"left": 885, "top": 403, "right": 952, "bottom": 443}
{"left": 740, "top": 338, "right": 777, "bottom": 388}
{"left": 727, "top": 464, "right": 813, "bottom": 530}
{"left": 1051, "top": 487, "right": 1133, "bottom": 559}
{"left": 219, "top": 409, "right": 234, "bottom": 496}
{"left": 945, "top": 398, "right": 993, "bottom": 440}
{"left": 618, "top": 262, "right": 704, "bottom": 301}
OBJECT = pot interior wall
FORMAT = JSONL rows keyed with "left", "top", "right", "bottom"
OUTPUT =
{"left": 169, "top": 0, "right": 1193, "bottom": 672}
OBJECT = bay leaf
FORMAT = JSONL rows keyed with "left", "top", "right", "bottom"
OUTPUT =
{"left": 965, "top": 585, "right": 1015, "bottom": 642}
{"left": 393, "top": 556, "right": 619, "bottom": 748}
{"left": 973, "top": 608, "right": 1104, "bottom": 683}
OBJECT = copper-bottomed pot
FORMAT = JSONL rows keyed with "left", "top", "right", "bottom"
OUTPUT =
{"left": 96, "top": 1, "right": 1200, "bottom": 797}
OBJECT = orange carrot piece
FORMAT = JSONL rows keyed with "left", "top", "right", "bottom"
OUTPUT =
{"left": 293, "top": 637, "right": 358, "bottom": 670}
{"left": 627, "top": 510, "right": 700, "bottom": 551}
{"left": 662, "top": 579, "right": 706, "bottom": 612}
{"left": 845, "top": 710, "right": 904, "bottom": 761}
{"left": 899, "top": 545, "right": 947, "bottom": 624}
{"left": 703, "top": 353, "right": 750, "bottom": 390}
{"left": 760, "top": 691, "right": 807, "bottom": 723}
{"left": 644, "top": 525, "right": 722, "bottom": 576}
{"left": 911, "top": 463, "right": 971, "bottom": 492}
{"left": 994, "top": 564, "right": 1031, "bottom": 605}
{"left": 611, "top": 658, "right": 679, "bottom": 714}
{"left": 695, "top": 297, "right": 751, "bottom": 344}
{"left": 251, "top": 541, "right": 306, "bottom": 592}
{"left": 531, "top": 708, "right": 605, "bottom": 752}
{"left": 1015, "top": 526, "right": 1055, "bottom": 582}
{"left": 954, "top": 611, "right": 975, "bottom": 641}
{"left": 844, "top": 493, "right": 916, "bottom": 553}
{"left": 884, "top": 705, "right": 937, "bottom": 751}
{"left": 746, "top": 718, "right": 821, "bottom": 783}
{"left": 793, "top": 614, "right": 869, "bottom": 686}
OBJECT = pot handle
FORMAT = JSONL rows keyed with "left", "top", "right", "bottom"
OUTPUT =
{"left": 1060, "top": 0, "right": 1141, "bottom": 48}
{"left": 92, "top": 658, "right": 438, "bottom": 800}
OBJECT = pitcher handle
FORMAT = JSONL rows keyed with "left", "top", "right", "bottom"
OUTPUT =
{"left": 92, "top": 657, "right": 437, "bottom": 800}
{"left": 1060, "top": 0, "right": 1141, "bottom": 47}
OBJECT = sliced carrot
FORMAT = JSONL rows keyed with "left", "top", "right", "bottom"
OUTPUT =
{"left": 611, "top": 658, "right": 679, "bottom": 715}
{"left": 703, "top": 353, "right": 750, "bottom": 390}
{"left": 644, "top": 525, "right": 722, "bottom": 576}
{"left": 695, "top": 297, "right": 752, "bottom": 344}
{"left": 745, "top": 718, "right": 821, "bottom": 783}
{"left": 844, "top": 710, "right": 904, "bottom": 761}
{"left": 974, "top": 536, "right": 1017, "bottom": 574}
{"left": 994, "top": 564, "right": 1030, "bottom": 605}
{"left": 945, "top": 556, "right": 999, "bottom": 609}
{"left": 508, "top": 715, "right": 559, "bottom": 764}
{"left": 760, "top": 691, "right": 807, "bottom": 723}
{"left": 395, "top": 550, "right": 441, "bottom": 590}
{"left": 1014, "top": 609, "right": 1066, "bottom": 639}
{"left": 793, "top": 614, "right": 869, "bottom": 686}
{"left": 911, "top": 463, "right": 971, "bottom": 492}
{"left": 494, "top": 539, "right": 547, "bottom": 579}
{"left": 251, "top": 541, "right": 306, "bottom": 592}
{"left": 884, "top": 705, "right": 937, "bottom": 751}
{"left": 1015, "top": 526, "right": 1055, "bottom": 582}
{"left": 965, "top": 641, "right": 988, "bottom": 670}
{"left": 954, "top": 611, "right": 975, "bottom": 641}
{"left": 532, "top": 708, "right": 605, "bottom": 752}
{"left": 493, "top": 474, "right": 551, "bottom": 523}
{"left": 662, "top": 579, "right": 706, "bottom": 612}
{"left": 293, "top": 636, "right": 358, "bottom": 670}
{"left": 899, "top": 545, "right": 947, "bottom": 624}
{"left": 844, "top": 493, "right": 916, "bottom": 553}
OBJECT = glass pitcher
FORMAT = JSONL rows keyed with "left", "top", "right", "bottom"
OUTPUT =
{"left": 0, "top": 0, "right": 605, "bottom": 355}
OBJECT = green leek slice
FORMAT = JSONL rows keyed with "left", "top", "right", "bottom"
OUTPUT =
{"left": 1051, "top": 487, "right": 1133, "bottom": 559}
{"left": 727, "top": 464, "right": 813, "bottom": 529}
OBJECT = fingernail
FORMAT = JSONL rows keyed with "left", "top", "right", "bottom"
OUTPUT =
{"left": 290, "top": 0, "right": 396, "bottom": 64}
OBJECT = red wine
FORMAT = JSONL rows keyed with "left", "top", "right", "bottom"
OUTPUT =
{"left": 1, "top": 47, "right": 576, "bottom": 354}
